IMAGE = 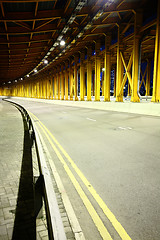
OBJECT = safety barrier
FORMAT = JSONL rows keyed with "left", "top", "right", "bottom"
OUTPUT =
{"left": 3, "top": 98, "right": 66, "bottom": 240}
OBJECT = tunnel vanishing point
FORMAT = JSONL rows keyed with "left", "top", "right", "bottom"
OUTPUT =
{"left": 0, "top": 0, "right": 160, "bottom": 103}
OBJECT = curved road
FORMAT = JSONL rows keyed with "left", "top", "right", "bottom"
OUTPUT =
{"left": 8, "top": 98, "right": 160, "bottom": 240}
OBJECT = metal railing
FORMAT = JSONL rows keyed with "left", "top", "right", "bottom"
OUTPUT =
{"left": 4, "top": 98, "right": 66, "bottom": 240}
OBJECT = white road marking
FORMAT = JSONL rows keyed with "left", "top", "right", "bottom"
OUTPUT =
{"left": 118, "top": 127, "right": 132, "bottom": 130}
{"left": 86, "top": 118, "right": 96, "bottom": 122}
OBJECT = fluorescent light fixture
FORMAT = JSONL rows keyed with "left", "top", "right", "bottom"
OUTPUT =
{"left": 44, "top": 60, "right": 48, "bottom": 64}
{"left": 34, "top": 69, "right": 37, "bottom": 73}
{"left": 102, "top": 68, "right": 105, "bottom": 71}
{"left": 60, "top": 40, "right": 65, "bottom": 46}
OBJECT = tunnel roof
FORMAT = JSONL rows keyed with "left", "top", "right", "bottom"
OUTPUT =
{"left": 0, "top": 0, "right": 156, "bottom": 85}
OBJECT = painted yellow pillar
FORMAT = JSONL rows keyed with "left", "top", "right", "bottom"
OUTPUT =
{"left": 50, "top": 76, "right": 53, "bottom": 100}
{"left": 152, "top": 0, "right": 160, "bottom": 102}
{"left": 116, "top": 27, "right": 124, "bottom": 102}
{"left": 46, "top": 77, "right": 48, "bottom": 99}
{"left": 74, "top": 55, "right": 78, "bottom": 101}
{"left": 65, "top": 63, "right": 68, "bottom": 100}
{"left": 54, "top": 73, "right": 57, "bottom": 100}
{"left": 80, "top": 51, "right": 85, "bottom": 101}
{"left": 47, "top": 77, "right": 51, "bottom": 99}
{"left": 95, "top": 40, "right": 101, "bottom": 101}
{"left": 131, "top": 11, "right": 142, "bottom": 102}
{"left": 58, "top": 70, "right": 61, "bottom": 100}
{"left": 70, "top": 63, "right": 73, "bottom": 100}
{"left": 37, "top": 82, "right": 39, "bottom": 98}
{"left": 61, "top": 66, "right": 65, "bottom": 100}
{"left": 40, "top": 80, "right": 42, "bottom": 98}
{"left": 87, "top": 47, "right": 92, "bottom": 101}
{"left": 104, "top": 35, "right": 111, "bottom": 101}
{"left": 45, "top": 77, "right": 48, "bottom": 99}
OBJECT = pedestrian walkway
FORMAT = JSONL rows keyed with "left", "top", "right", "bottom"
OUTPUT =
{"left": 0, "top": 98, "right": 48, "bottom": 240}
{"left": 0, "top": 98, "right": 24, "bottom": 239}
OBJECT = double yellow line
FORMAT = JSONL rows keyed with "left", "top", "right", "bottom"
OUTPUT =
{"left": 30, "top": 111, "right": 132, "bottom": 240}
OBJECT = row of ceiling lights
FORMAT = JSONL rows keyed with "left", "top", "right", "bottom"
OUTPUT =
{"left": 3, "top": 0, "right": 114, "bottom": 85}
{"left": 2, "top": 40, "right": 65, "bottom": 85}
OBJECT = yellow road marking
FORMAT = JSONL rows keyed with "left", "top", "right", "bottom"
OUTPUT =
{"left": 34, "top": 119, "right": 113, "bottom": 240}
{"left": 30, "top": 112, "right": 132, "bottom": 240}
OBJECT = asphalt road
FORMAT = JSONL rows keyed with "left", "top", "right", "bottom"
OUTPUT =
{"left": 8, "top": 99, "right": 160, "bottom": 240}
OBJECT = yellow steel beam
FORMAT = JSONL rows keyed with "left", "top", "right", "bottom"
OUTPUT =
{"left": 87, "top": 46, "right": 92, "bottom": 101}
{"left": 131, "top": 11, "right": 143, "bottom": 102}
{"left": 95, "top": 40, "right": 101, "bottom": 101}
{"left": 65, "top": 63, "right": 68, "bottom": 100}
{"left": 80, "top": 51, "right": 85, "bottom": 101}
{"left": 104, "top": 35, "right": 111, "bottom": 101}
{"left": 116, "top": 27, "right": 123, "bottom": 102}
{"left": 54, "top": 73, "right": 57, "bottom": 100}
{"left": 61, "top": 66, "right": 65, "bottom": 100}
{"left": 74, "top": 55, "right": 78, "bottom": 101}
{"left": 152, "top": 0, "right": 160, "bottom": 102}
{"left": 58, "top": 70, "right": 60, "bottom": 100}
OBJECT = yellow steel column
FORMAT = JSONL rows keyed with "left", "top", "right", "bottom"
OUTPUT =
{"left": 95, "top": 40, "right": 101, "bottom": 101}
{"left": 49, "top": 76, "right": 52, "bottom": 99}
{"left": 80, "top": 51, "right": 85, "bottom": 101}
{"left": 74, "top": 55, "right": 78, "bottom": 101}
{"left": 116, "top": 27, "right": 123, "bottom": 102}
{"left": 146, "top": 59, "right": 151, "bottom": 96}
{"left": 47, "top": 77, "right": 50, "bottom": 99}
{"left": 40, "top": 78, "right": 43, "bottom": 98}
{"left": 51, "top": 77, "right": 53, "bottom": 100}
{"left": 46, "top": 77, "right": 48, "bottom": 99}
{"left": 45, "top": 77, "right": 47, "bottom": 99}
{"left": 152, "top": 0, "right": 160, "bottom": 102}
{"left": 61, "top": 65, "right": 65, "bottom": 100}
{"left": 54, "top": 71, "right": 57, "bottom": 100}
{"left": 37, "top": 81, "right": 39, "bottom": 98}
{"left": 87, "top": 47, "right": 92, "bottom": 101}
{"left": 131, "top": 11, "right": 142, "bottom": 102}
{"left": 69, "top": 62, "right": 73, "bottom": 100}
{"left": 104, "top": 35, "right": 111, "bottom": 101}
{"left": 58, "top": 68, "right": 61, "bottom": 100}
{"left": 27, "top": 83, "right": 29, "bottom": 98}
{"left": 42, "top": 79, "right": 45, "bottom": 98}
{"left": 65, "top": 63, "right": 68, "bottom": 100}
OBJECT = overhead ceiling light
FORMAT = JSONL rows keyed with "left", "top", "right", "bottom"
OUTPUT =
{"left": 102, "top": 68, "right": 105, "bottom": 71}
{"left": 15, "top": 80, "right": 17, "bottom": 82}
{"left": 20, "top": 78, "right": 23, "bottom": 80}
{"left": 27, "top": 74, "right": 29, "bottom": 77}
{"left": 60, "top": 40, "right": 65, "bottom": 46}
{"left": 44, "top": 60, "right": 48, "bottom": 64}
{"left": 8, "top": 81, "right": 11, "bottom": 83}
{"left": 34, "top": 69, "right": 37, "bottom": 73}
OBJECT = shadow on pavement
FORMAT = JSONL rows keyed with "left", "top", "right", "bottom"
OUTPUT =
{"left": 12, "top": 112, "right": 36, "bottom": 240}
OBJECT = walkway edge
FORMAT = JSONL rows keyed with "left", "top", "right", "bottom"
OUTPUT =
{"left": 8, "top": 97, "right": 160, "bottom": 117}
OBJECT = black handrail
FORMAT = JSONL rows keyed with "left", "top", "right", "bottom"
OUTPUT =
{"left": 4, "top": 98, "right": 67, "bottom": 240}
